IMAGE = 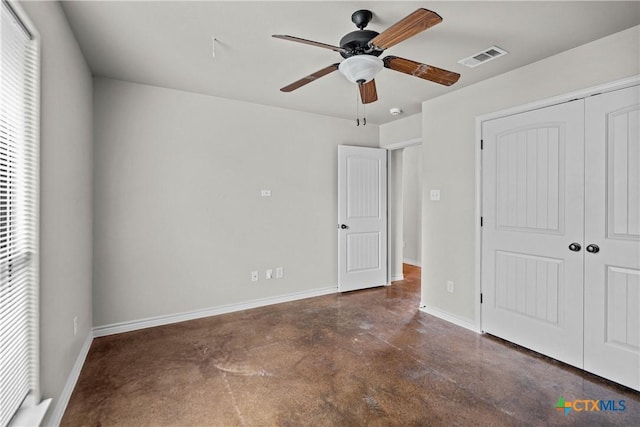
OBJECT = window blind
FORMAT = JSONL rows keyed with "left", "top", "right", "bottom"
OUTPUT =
{"left": 0, "top": 1, "right": 40, "bottom": 426}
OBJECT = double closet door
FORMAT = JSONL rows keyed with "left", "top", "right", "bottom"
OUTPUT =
{"left": 481, "top": 85, "right": 639, "bottom": 390}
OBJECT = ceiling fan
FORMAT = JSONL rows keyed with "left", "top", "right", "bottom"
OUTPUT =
{"left": 273, "top": 8, "right": 461, "bottom": 105}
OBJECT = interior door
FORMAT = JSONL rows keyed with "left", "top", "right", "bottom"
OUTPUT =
{"left": 481, "top": 100, "right": 585, "bottom": 368}
{"left": 338, "top": 145, "right": 387, "bottom": 292}
{"left": 584, "top": 85, "right": 640, "bottom": 390}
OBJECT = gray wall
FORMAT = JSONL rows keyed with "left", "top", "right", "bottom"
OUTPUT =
{"left": 402, "top": 145, "right": 421, "bottom": 266}
{"left": 92, "top": 78, "right": 379, "bottom": 327}
{"left": 421, "top": 25, "right": 640, "bottom": 324}
{"left": 19, "top": 1, "right": 93, "bottom": 424}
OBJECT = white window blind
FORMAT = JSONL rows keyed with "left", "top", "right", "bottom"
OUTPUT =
{"left": 0, "top": 1, "right": 41, "bottom": 426}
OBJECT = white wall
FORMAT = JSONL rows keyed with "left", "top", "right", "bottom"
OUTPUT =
{"left": 402, "top": 145, "right": 421, "bottom": 266}
{"left": 92, "top": 78, "right": 379, "bottom": 327}
{"left": 421, "top": 26, "right": 640, "bottom": 325}
{"left": 380, "top": 113, "right": 421, "bottom": 148}
{"left": 19, "top": 1, "right": 94, "bottom": 424}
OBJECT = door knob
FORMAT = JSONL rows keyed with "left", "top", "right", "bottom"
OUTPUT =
{"left": 568, "top": 243, "right": 581, "bottom": 252}
{"left": 586, "top": 244, "right": 600, "bottom": 254}
{"left": 339, "top": 224, "right": 349, "bottom": 229}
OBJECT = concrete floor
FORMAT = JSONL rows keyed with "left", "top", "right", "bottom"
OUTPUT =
{"left": 62, "top": 265, "right": 639, "bottom": 426}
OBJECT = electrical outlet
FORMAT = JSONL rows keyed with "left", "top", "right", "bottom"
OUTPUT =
{"left": 251, "top": 271, "right": 258, "bottom": 282}
{"left": 73, "top": 316, "right": 78, "bottom": 336}
{"left": 430, "top": 189, "right": 441, "bottom": 201}
{"left": 261, "top": 189, "right": 271, "bottom": 197}
{"left": 275, "top": 267, "right": 283, "bottom": 279}
{"left": 447, "top": 281, "right": 454, "bottom": 293}
{"left": 266, "top": 269, "right": 273, "bottom": 279}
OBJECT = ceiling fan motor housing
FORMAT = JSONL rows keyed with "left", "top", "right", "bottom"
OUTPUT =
{"left": 339, "top": 30, "right": 381, "bottom": 58}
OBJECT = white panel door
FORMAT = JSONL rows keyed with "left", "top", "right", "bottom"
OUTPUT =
{"left": 584, "top": 85, "right": 640, "bottom": 390}
{"left": 482, "top": 100, "right": 585, "bottom": 368}
{"left": 338, "top": 145, "right": 387, "bottom": 292}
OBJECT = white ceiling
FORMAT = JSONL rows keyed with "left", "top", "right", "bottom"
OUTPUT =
{"left": 60, "top": 1, "right": 640, "bottom": 125}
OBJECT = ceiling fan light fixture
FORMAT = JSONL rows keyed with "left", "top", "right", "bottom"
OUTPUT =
{"left": 338, "top": 55, "right": 383, "bottom": 84}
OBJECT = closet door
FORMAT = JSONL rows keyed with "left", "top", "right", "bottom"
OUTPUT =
{"left": 481, "top": 100, "right": 585, "bottom": 368}
{"left": 584, "top": 85, "right": 640, "bottom": 391}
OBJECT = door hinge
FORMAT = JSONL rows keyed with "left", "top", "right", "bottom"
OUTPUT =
{"left": 480, "top": 139, "right": 484, "bottom": 150}
{"left": 480, "top": 293, "right": 483, "bottom": 304}
{"left": 480, "top": 217, "right": 483, "bottom": 227}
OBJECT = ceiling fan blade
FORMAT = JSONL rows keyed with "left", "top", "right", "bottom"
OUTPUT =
{"left": 280, "top": 63, "right": 340, "bottom": 92}
{"left": 383, "top": 56, "right": 460, "bottom": 86}
{"left": 273, "top": 35, "right": 346, "bottom": 53}
{"left": 359, "top": 80, "right": 378, "bottom": 104}
{"left": 370, "top": 9, "right": 442, "bottom": 50}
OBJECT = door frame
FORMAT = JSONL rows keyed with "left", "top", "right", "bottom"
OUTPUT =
{"left": 474, "top": 75, "right": 640, "bottom": 332}
{"left": 385, "top": 137, "right": 422, "bottom": 284}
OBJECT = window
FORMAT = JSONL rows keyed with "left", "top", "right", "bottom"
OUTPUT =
{"left": 0, "top": 1, "right": 42, "bottom": 425}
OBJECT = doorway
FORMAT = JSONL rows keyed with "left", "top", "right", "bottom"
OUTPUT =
{"left": 387, "top": 140, "right": 422, "bottom": 283}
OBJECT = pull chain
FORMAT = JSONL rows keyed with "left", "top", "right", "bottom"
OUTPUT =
{"left": 355, "top": 85, "right": 360, "bottom": 126}
{"left": 362, "top": 96, "right": 366, "bottom": 126}
{"left": 354, "top": 84, "right": 367, "bottom": 126}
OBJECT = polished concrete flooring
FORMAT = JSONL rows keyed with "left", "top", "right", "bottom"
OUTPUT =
{"left": 62, "top": 265, "right": 639, "bottom": 426}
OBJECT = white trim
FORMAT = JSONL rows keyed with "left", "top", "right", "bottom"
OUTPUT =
{"left": 478, "top": 75, "right": 640, "bottom": 123}
{"left": 420, "top": 304, "right": 480, "bottom": 333}
{"left": 9, "top": 397, "right": 51, "bottom": 427}
{"left": 390, "top": 274, "right": 404, "bottom": 282}
{"left": 403, "top": 258, "right": 421, "bottom": 267}
{"left": 47, "top": 331, "right": 93, "bottom": 427}
{"left": 474, "top": 113, "right": 483, "bottom": 332}
{"left": 474, "top": 75, "right": 640, "bottom": 335}
{"left": 387, "top": 149, "right": 392, "bottom": 284}
{"left": 383, "top": 137, "right": 422, "bottom": 151}
{"left": 6, "top": 0, "right": 40, "bottom": 40}
{"left": 93, "top": 286, "right": 338, "bottom": 337}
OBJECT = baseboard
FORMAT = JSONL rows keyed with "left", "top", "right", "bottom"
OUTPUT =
{"left": 47, "top": 331, "right": 93, "bottom": 426}
{"left": 390, "top": 274, "right": 404, "bottom": 282}
{"left": 93, "top": 286, "right": 339, "bottom": 337}
{"left": 403, "top": 258, "right": 421, "bottom": 267}
{"left": 419, "top": 304, "right": 480, "bottom": 333}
